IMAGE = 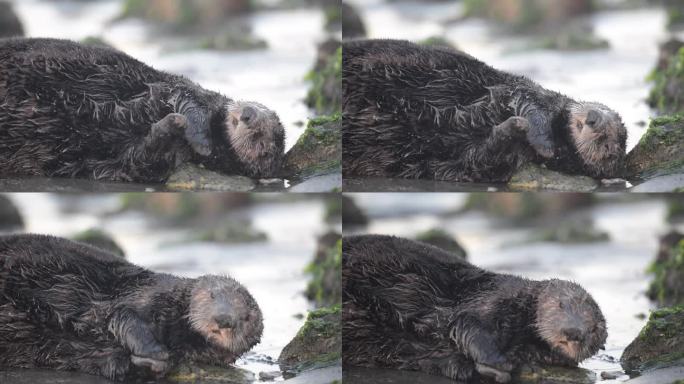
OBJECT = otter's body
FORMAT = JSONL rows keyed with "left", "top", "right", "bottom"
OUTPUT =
{"left": 343, "top": 235, "right": 607, "bottom": 383}
{"left": 0, "top": 234, "right": 263, "bottom": 381}
{"left": 0, "top": 38, "right": 284, "bottom": 182}
{"left": 343, "top": 39, "right": 626, "bottom": 182}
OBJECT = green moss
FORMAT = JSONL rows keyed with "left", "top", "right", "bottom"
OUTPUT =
{"left": 305, "top": 240, "right": 342, "bottom": 307}
{"left": 463, "top": 0, "right": 486, "bottom": 17}
{"left": 647, "top": 240, "right": 684, "bottom": 307}
{"left": 667, "top": 199, "right": 684, "bottom": 222}
{"left": 622, "top": 305, "right": 684, "bottom": 373}
{"left": 419, "top": 36, "right": 456, "bottom": 49}
{"left": 324, "top": 5, "right": 341, "bottom": 30}
{"left": 121, "top": 0, "right": 146, "bottom": 18}
{"left": 279, "top": 305, "right": 341, "bottom": 374}
{"left": 72, "top": 228, "right": 125, "bottom": 257}
{"left": 305, "top": 47, "right": 341, "bottom": 115}
{"left": 638, "top": 115, "right": 684, "bottom": 150}
{"left": 648, "top": 46, "right": 684, "bottom": 114}
{"left": 193, "top": 221, "right": 267, "bottom": 243}
{"left": 324, "top": 197, "right": 342, "bottom": 222}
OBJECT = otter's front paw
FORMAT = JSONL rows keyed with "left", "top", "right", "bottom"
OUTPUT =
{"left": 131, "top": 355, "right": 169, "bottom": 375}
{"left": 475, "top": 350, "right": 513, "bottom": 383}
{"left": 494, "top": 116, "right": 529, "bottom": 139}
{"left": 476, "top": 362, "right": 512, "bottom": 383}
{"left": 151, "top": 113, "right": 188, "bottom": 139}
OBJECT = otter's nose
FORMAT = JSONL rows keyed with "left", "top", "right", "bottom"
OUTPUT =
{"left": 215, "top": 314, "right": 235, "bottom": 329}
{"left": 562, "top": 328, "right": 583, "bottom": 342}
{"left": 240, "top": 106, "right": 257, "bottom": 124}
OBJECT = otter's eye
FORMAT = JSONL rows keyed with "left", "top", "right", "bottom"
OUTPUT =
{"left": 559, "top": 302, "right": 565, "bottom": 309}
{"left": 210, "top": 292, "right": 215, "bottom": 299}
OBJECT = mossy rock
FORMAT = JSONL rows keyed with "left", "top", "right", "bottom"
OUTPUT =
{"left": 415, "top": 228, "right": 467, "bottom": 260}
{"left": 281, "top": 114, "right": 341, "bottom": 180}
{"left": 305, "top": 235, "right": 342, "bottom": 308}
{"left": 121, "top": 0, "right": 251, "bottom": 27}
{"left": 647, "top": 238, "right": 684, "bottom": 307}
{"left": 0, "top": 195, "right": 23, "bottom": 231}
{"left": 516, "top": 364, "right": 596, "bottom": 384}
{"left": 419, "top": 36, "right": 457, "bottom": 49}
{"left": 81, "top": 36, "right": 113, "bottom": 48}
{"left": 626, "top": 115, "right": 684, "bottom": 180}
{"left": 509, "top": 164, "right": 599, "bottom": 192}
{"left": 621, "top": 306, "right": 684, "bottom": 374}
{"left": 464, "top": 193, "right": 594, "bottom": 223}
{"left": 648, "top": 45, "right": 684, "bottom": 115}
{"left": 667, "top": 198, "right": 684, "bottom": 223}
{"left": 324, "top": 196, "right": 342, "bottom": 223}
{"left": 278, "top": 306, "right": 341, "bottom": 375}
{"left": 526, "top": 218, "right": 609, "bottom": 244}
{"left": 167, "top": 363, "right": 255, "bottom": 383}
{"left": 463, "top": 0, "right": 593, "bottom": 32}
{"left": 341, "top": 195, "right": 368, "bottom": 227}
{"left": 305, "top": 45, "right": 341, "bottom": 115}
{"left": 192, "top": 220, "right": 267, "bottom": 243}
{"left": 72, "top": 228, "right": 125, "bottom": 258}
{"left": 166, "top": 164, "right": 256, "bottom": 192}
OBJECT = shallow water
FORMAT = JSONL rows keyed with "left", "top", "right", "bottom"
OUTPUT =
{"left": 345, "top": 194, "right": 673, "bottom": 383}
{"left": 6, "top": 0, "right": 336, "bottom": 192}
{"left": 1, "top": 193, "right": 340, "bottom": 383}
{"left": 345, "top": 1, "right": 672, "bottom": 192}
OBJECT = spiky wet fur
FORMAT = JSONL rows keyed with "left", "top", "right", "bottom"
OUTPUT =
{"left": 0, "top": 234, "right": 263, "bottom": 381}
{"left": 342, "top": 39, "right": 626, "bottom": 182}
{"left": 342, "top": 235, "right": 607, "bottom": 382}
{"left": 0, "top": 38, "right": 284, "bottom": 182}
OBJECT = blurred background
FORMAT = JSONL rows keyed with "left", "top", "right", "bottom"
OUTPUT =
{"left": 0, "top": 0, "right": 342, "bottom": 192}
{"left": 0, "top": 193, "right": 342, "bottom": 383}
{"left": 343, "top": 192, "right": 684, "bottom": 383}
{"left": 343, "top": 0, "right": 677, "bottom": 152}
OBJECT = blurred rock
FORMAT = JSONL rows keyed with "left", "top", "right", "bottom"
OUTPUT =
{"left": 72, "top": 228, "right": 125, "bottom": 258}
{"left": 166, "top": 164, "right": 256, "bottom": 192}
{"left": 517, "top": 364, "right": 596, "bottom": 384}
{"left": 508, "top": 164, "right": 599, "bottom": 192}
{"left": 647, "top": 231, "right": 684, "bottom": 307}
{"left": 192, "top": 221, "right": 267, "bottom": 243}
{"left": 80, "top": 36, "right": 113, "bottom": 48}
{"left": 305, "top": 232, "right": 341, "bottom": 307}
{"left": 279, "top": 306, "right": 341, "bottom": 376}
{"left": 198, "top": 25, "right": 267, "bottom": 51}
{"left": 415, "top": 228, "right": 467, "bottom": 259}
{"left": 667, "top": 198, "right": 684, "bottom": 222}
{"left": 0, "top": 1, "right": 24, "bottom": 38}
{"left": 121, "top": 0, "right": 251, "bottom": 26}
{"left": 626, "top": 116, "right": 684, "bottom": 180}
{"left": 463, "top": 193, "right": 595, "bottom": 223}
{"left": 281, "top": 114, "right": 341, "bottom": 180}
{"left": 419, "top": 35, "right": 457, "bottom": 49}
{"left": 306, "top": 42, "right": 341, "bottom": 115}
{"left": 665, "top": 0, "right": 684, "bottom": 30}
{"left": 324, "top": 196, "right": 342, "bottom": 223}
{"left": 341, "top": 195, "right": 368, "bottom": 227}
{"left": 464, "top": 0, "right": 593, "bottom": 31}
{"left": 525, "top": 218, "right": 610, "bottom": 244}
{"left": 621, "top": 306, "right": 684, "bottom": 375}
{"left": 119, "top": 193, "right": 251, "bottom": 224}
{"left": 648, "top": 42, "right": 684, "bottom": 115}
{"left": 0, "top": 195, "right": 23, "bottom": 231}
{"left": 342, "top": 2, "right": 366, "bottom": 38}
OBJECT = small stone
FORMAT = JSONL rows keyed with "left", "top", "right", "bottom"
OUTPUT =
{"left": 259, "top": 178, "right": 283, "bottom": 185}
{"left": 258, "top": 371, "right": 281, "bottom": 381}
{"left": 600, "top": 370, "right": 623, "bottom": 380}
{"left": 601, "top": 178, "right": 626, "bottom": 185}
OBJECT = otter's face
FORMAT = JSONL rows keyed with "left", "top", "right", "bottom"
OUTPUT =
{"left": 568, "top": 102, "right": 627, "bottom": 178}
{"left": 188, "top": 275, "right": 263, "bottom": 358}
{"left": 225, "top": 101, "right": 285, "bottom": 178}
{"left": 535, "top": 279, "right": 607, "bottom": 363}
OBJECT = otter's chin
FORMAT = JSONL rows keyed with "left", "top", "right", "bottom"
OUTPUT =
{"left": 224, "top": 102, "right": 285, "bottom": 178}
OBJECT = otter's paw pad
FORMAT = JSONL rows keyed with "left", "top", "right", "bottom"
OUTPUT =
{"left": 476, "top": 363, "right": 512, "bottom": 383}
{"left": 495, "top": 117, "right": 529, "bottom": 139}
{"left": 131, "top": 355, "right": 168, "bottom": 374}
{"left": 152, "top": 113, "right": 188, "bottom": 138}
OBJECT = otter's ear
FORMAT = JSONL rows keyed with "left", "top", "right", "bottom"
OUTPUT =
{"left": 586, "top": 109, "right": 602, "bottom": 127}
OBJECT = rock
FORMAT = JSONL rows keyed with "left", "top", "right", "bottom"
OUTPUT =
{"left": 167, "top": 363, "right": 255, "bottom": 384}
{"left": 287, "top": 172, "right": 341, "bottom": 192}
{"left": 324, "top": 197, "right": 342, "bottom": 223}
{"left": 627, "top": 116, "right": 684, "bottom": 181}
{"left": 463, "top": 193, "right": 595, "bottom": 223}
{"left": 341, "top": 195, "right": 368, "bottom": 227}
{"left": 72, "top": 228, "right": 126, "bottom": 258}
{"left": 419, "top": 36, "right": 457, "bottom": 49}
{"left": 600, "top": 370, "right": 624, "bottom": 380}
{"left": 0, "top": 1, "right": 24, "bottom": 38}
{"left": 283, "top": 365, "right": 342, "bottom": 384}
{"left": 342, "top": 2, "right": 366, "bottom": 39}
{"left": 81, "top": 36, "right": 113, "bottom": 48}
{"left": 281, "top": 114, "right": 341, "bottom": 180}
{"left": 278, "top": 306, "right": 341, "bottom": 376}
{"left": 526, "top": 218, "right": 610, "bottom": 244}
{"left": 668, "top": 197, "right": 684, "bottom": 223}
{"left": 648, "top": 42, "right": 684, "bottom": 115}
{"left": 415, "top": 228, "right": 467, "bottom": 260}
{"left": 305, "top": 233, "right": 341, "bottom": 307}
{"left": 198, "top": 25, "right": 267, "bottom": 51}
{"left": 0, "top": 195, "right": 23, "bottom": 231}
{"left": 646, "top": 232, "right": 684, "bottom": 307}
{"left": 464, "top": 0, "right": 593, "bottom": 31}
{"left": 119, "top": 193, "right": 250, "bottom": 224}
{"left": 536, "top": 24, "right": 609, "bottom": 51}
{"left": 121, "top": 0, "right": 251, "bottom": 26}
{"left": 509, "top": 164, "right": 599, "bottom": 192}
{"left": 192, "top": 220, "right": 267, "bottom": 243}
{"left": 623, "top": 366, "right": 684, "bottom": 384}
{"left": 666, "top": 0, "right": 684, "bottom": 31}
{"left": 305, "top": 43, "right": 341, "bottom": 115}
{"left": 621, "top": 306, "right": 684, "bottom": 374}
{"left": 516, "top": 364, "right": 596, "bottom": 384}
{"left": 258, "top": 371, "right": 281, "bottom": 381}
{"left": 166, "top": 164, "right": 256, "bottom": 192}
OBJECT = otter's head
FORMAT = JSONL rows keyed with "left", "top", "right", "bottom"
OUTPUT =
{"left": 567, "top": 102, "right": 627, "bottom": 178}
{"left": 188, "top": 275, "right": 263, "bottom": 358}
{"left": 224, "top": 101, "right": 285, "bottom": 178}
{"left": 535, "top": 279, "right": 607, "bottom": 363}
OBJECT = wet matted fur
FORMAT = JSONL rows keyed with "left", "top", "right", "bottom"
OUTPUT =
{"left": 0, "top": 38, "right": 285, "bottom": 182}
{"left": 0, "top": 234, "right": 263, "bottom": 381}
{"left": 343, "top": 39, "right": 626, "bottom": 182}
{"left": 343, "top": 235, "right": 607, "bottom": 383}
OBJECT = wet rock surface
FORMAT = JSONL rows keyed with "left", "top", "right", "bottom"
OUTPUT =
{"left": 166, "top": 164, "right": 256, "bottom": 192}
{"left": 166, "top": 364, "right": 255, "bottom": 384}
{"left": 508, "top": 164, "right": 599, "bottom": 192}
{"left": 626, "top": 116, "right": 684, "bottom": 182}
{"left": 281, "top": 115, "right": 342, "bottom": 182}
{"left": 516, "top": 364, "right": 596, "bottom": 384}
{"left": 278, "top": 306, "right": 341, "bottom": 376}
{"left": 621, "top": 306, "right": 684, "bottom": 374}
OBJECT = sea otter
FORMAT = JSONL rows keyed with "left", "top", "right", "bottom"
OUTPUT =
{"left": 343, "top": 39, "right": 627, "bottom": 182}
{"left": 343, "top": 235, "right": 607, "bottom": 383}
{"left": 0, "top": 234, "right": 263, "bottom": 381}
{"left": 0, "top": 38, "right": 284, "bottom": 182}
